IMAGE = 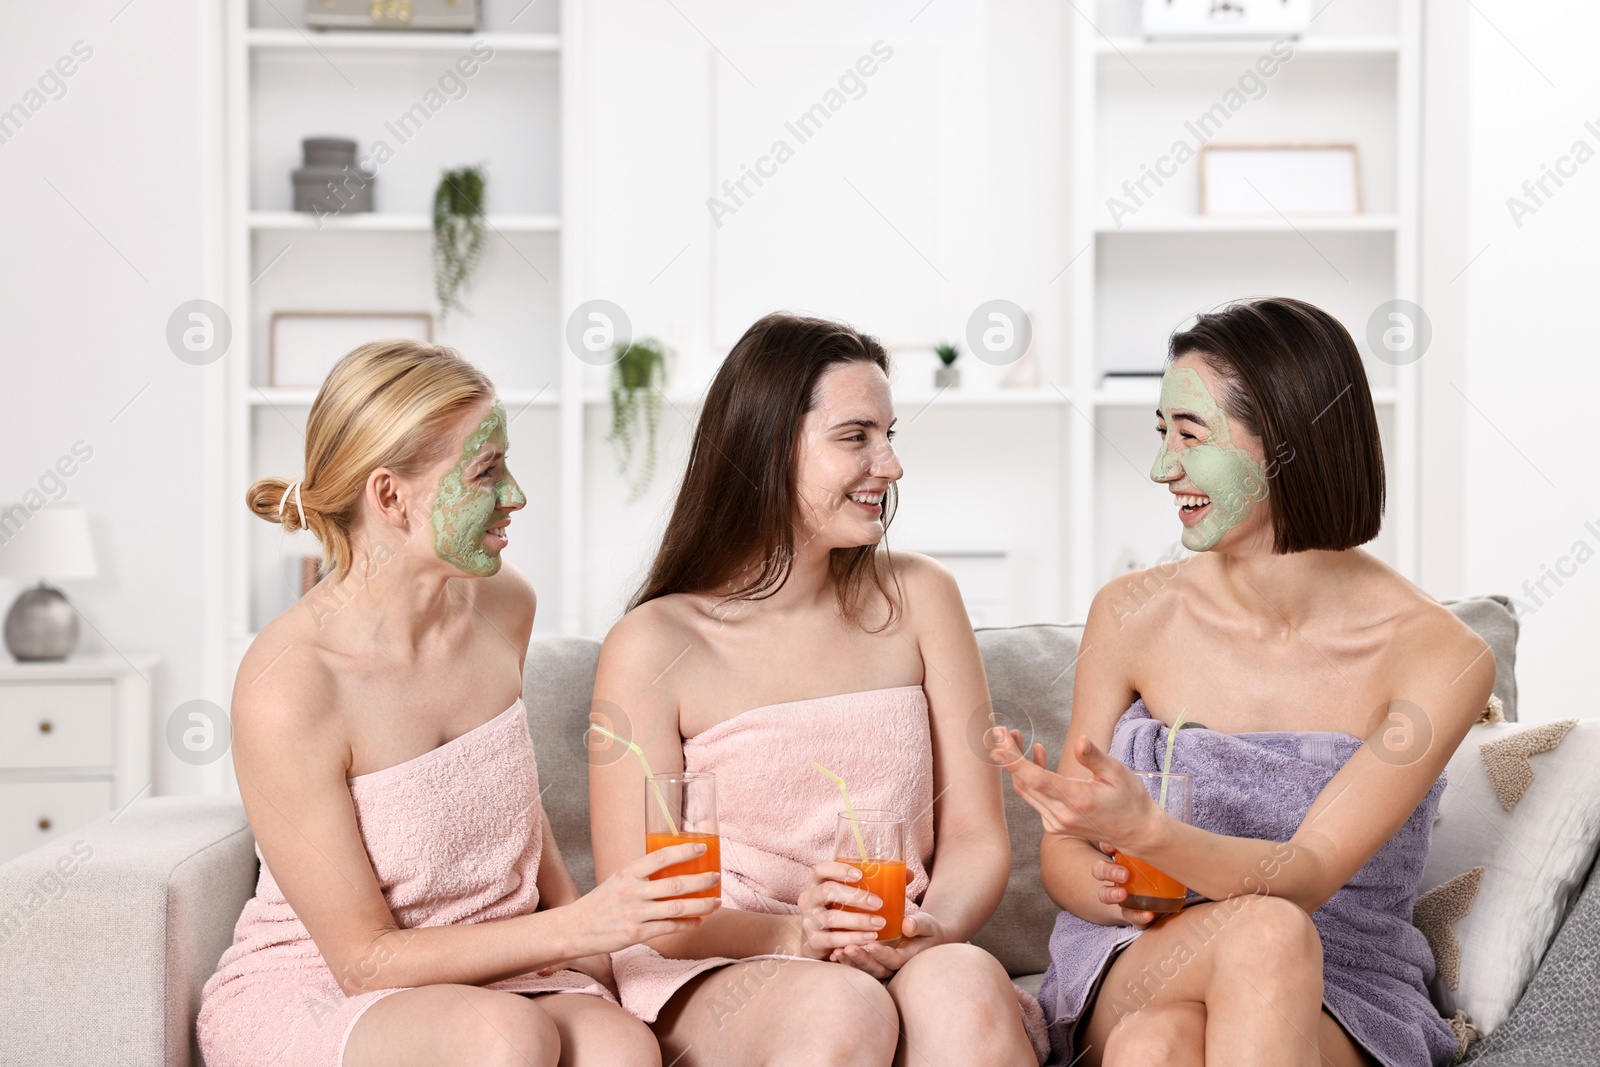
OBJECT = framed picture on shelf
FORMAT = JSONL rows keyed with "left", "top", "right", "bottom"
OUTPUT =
{"left": 1200, "top": 144, "right": 1362, "bottom": 216}
{"left": 269, "top": 311, "right": 433, "bottom": 388}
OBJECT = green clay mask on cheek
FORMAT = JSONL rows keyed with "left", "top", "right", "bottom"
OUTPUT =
{"left": 1149, "top": 366, "right": 1266, "bottom": 552}
{"left": 431, "top": 402, "right": 526, "bottom": 576}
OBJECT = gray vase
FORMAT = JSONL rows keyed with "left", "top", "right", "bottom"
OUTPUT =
{"left": 935, "top": 365, "right": 961, "bottom": 388}
{"left": 293, "top": 137, "right": 375, "bottom": 215}
{"left": 4, "top": 583, "right": 78, "bottom": 661}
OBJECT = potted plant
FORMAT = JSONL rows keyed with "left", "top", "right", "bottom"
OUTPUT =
{"left": 608, "top": 338, "right": 669, "bottom": 502}
{"left": 934, "top": 341, "right": 961, "bottom": 388}
{"left": 432, "top": 166, "right": 486, "bottom": 321}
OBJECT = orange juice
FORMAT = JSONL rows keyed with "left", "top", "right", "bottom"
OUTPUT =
{"left": 1114, "top": 850, "right": 1186, "bottom": 914}
{"left": 645, "top": 831, "right": 721, "bottom": 900}
{"left": 830, "top": 857, "right": 907, "bottom": 942}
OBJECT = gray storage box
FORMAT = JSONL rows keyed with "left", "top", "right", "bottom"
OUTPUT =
{"left": 304, "top": 0, "right": 480, "bottom": 31}
{"left": 291, "top": 137, "right": 375, "bottom": 215}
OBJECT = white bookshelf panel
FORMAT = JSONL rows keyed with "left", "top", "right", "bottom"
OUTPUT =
{"left": 247, "top": 228, "right": 562, "bottom": 394}
{"left": 1094, "top": 404, "right": 1181, "bottom": 589}
{"left": 1089, "top": 0, "right": 1398, "bottom": 39}
{"left": 1094, "top": 53, "right": 1398, "bottom": 228}
{"left": 248, "top": 0, "right": 560, "bottom": 36}
{"left": 881, "top": 405, "right": 1067, "bottom": 635}
{"left": 1093, "top": 230, "right": 1398, "bottom": 389}
{"left": 249, "top": 49, "right": 559, "bottom": 215}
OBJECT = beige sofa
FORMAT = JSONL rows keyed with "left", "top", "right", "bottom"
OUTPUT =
{"left": 0, "top": 598, "right": 1543, "bottom": 1066}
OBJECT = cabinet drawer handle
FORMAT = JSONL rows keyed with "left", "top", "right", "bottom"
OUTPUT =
{"left": 37, "top": 817, "right": 52, "bottom": 832}
{"left": 38, "top": 719, "right": 53, "bottom": 734}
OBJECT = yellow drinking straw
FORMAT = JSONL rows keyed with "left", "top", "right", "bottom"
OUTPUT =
{"left": 591, "top": 722, "right": 678, "bottom": 835}
{"left": 811, "top": 762, "right": 869, "bottom": 863}
{"left": 1158, "top": 707, "right": 1189, "bottom": 809}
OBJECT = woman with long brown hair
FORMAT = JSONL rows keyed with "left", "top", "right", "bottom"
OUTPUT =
{"left": 589, "top": 313, "right": 1045, "bottom": 1066}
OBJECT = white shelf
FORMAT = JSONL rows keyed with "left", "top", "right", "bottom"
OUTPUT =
{"left": 247, "top": 29, "right": 560, "bottom": 53}
{"left": 248, "top": 212, "right": 560, "bottom": 233}
{"left": 1096, "top": 214, "right": 1399, "bottom": 234}
{"left": 566, "top": 387, "right": 1073, "bottom": 409}
{"left": 251, "top": 386, "right": 559, "bottom": 407}
{"left": 892, "top": 387, "right": 1070, "bottom": 408}
{"left": 1092, "top": 384, "right": 1399, "bottom": 407}
{"left": 1094, "top": 35, "right": 1399, "bottom": 57}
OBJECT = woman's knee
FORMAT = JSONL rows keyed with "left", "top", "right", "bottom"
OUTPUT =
{"left": 1210, "top": 895, "right": 1322, "bottom": 979}
{"left": 787, "top": 964, "right": 899, "bottom": 1063}
{"left": 453, "top": 988, "right": 561, "bottom": 1067}
{"left": 894, "top": 943, "right": 1014, "bottom": 1018}
{"left": 1102, "top": 1004, "right": 1203, "bottom": 1067}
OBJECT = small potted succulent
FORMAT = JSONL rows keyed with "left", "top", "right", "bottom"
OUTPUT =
{"left": 934, "top": 341, "right": 961, "bottom": 388}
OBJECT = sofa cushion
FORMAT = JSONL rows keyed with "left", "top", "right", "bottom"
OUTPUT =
{"left": 966, "top": 624, "right": 1081, "bottom": 976}
{"left": 523, "top": 636, "right": 606, "bottom": 893}
{"left": 1418, "top": 718, "right": 1600, "bottom": 1037}
{"left": 1442, "top": 596, "right": 1520, "bottom": 722}
{"left": 517, "top": 594, "right": 1521, "bottom": 978}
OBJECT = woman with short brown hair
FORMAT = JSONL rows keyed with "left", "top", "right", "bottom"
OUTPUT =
{"left": 998, "top": 297, "right": 1491, "bottom": 1067}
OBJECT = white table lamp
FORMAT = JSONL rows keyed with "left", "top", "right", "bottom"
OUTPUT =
{"left": 0, "top": 504, "right": 99, "bottom": 661}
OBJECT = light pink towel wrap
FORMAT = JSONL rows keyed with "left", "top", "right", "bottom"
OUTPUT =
{"left": 197, "top": 699, "right": 611, "bottom": 1067}
{"left": 612, "top": 685, "right": 1047, "bottom": 1063}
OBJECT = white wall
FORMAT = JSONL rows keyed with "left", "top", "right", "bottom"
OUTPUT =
{"left": 574, "top": 0, "right": 1068, "bottom": 634}
{"left": 1462, "top": 2, "right": 1600, "bottom": 723}
{"left": 0, "top": 0, "right": 225, "bottom": 793}
{"left": 0, "top": 2, "right": 1592, "bottom": 803}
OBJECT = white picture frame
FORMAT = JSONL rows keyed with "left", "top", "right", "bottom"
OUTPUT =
{"left": 1200, "top": 144, "right": 1362, "bottom": 216}
{"left": 269, "top": 311, "right": 434, "bottom": 388}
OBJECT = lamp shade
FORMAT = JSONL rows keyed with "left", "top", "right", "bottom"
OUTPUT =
{"left": 0, "top": 504, "right": 99, "bottom": 581}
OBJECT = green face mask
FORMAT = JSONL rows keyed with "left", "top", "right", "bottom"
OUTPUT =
{"left": 431, "top": 403, "right": 525, "bottom": 576}
{"left": 1149, "top": 366, "right": 1267, "bottom": 552}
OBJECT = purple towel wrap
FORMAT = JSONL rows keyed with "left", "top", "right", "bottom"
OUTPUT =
{"left": 1037, "top": 699, "right": 1455, "bottom": 1067}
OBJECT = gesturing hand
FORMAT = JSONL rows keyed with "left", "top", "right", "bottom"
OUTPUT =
{"left": 795, "top": 860, "right": 889, "bottom": 961}
{"left": 988, "top": 727, "right": 1158, "bottom": 851}
{"left": 572, "top": 842, "right": 721, "bottom": 955}
{"left": 829, "top": 910, "right": 945, "bottom": 979}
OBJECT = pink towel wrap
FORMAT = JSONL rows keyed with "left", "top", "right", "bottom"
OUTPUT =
{"left": 197, "top": 699, "right": 612, "bottom": 1067}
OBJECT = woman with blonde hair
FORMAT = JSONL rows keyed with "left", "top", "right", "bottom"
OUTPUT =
{"left": 198, "top": 340, "right": 719, "bottom": 1067}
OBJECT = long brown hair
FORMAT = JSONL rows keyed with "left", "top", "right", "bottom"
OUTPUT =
{"left": 631, "top": 312, "right": 901, "bottom": 628}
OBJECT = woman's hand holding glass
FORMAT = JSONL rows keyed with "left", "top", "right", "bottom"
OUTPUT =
{"left": 795, "top": 860, "right": 889, "bottom": 960}
{"left": 569, "top": 843, "right": 722, "bottom": 955}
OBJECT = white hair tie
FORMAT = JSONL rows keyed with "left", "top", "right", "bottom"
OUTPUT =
{"left": 278, "top": 481, "right": 307, "bottom": 529}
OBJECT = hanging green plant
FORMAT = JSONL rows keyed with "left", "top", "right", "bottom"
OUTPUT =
{"left": 608, "top": 339, "right": 668, "bottom": 502}
{"left": 432, "top": 166, "right": 487, "bottom": 321}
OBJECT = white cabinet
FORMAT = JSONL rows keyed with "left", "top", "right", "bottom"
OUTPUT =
{"left": 0, "top": 657, "right": 155, "bottom": 864}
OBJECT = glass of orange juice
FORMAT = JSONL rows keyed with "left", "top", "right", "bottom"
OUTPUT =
{"left": 828, "top": 809, "right": 907, "bottom": 944}
{"left": 644, "top": 772, "right": 720, "bottom": 901}
{"left": 1114, "top": 770, "right": 1194, "bottom": 915}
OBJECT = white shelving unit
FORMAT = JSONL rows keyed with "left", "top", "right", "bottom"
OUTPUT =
{"left": 222, "top": 0, "right": 585, "bottom": 674}
{"left": 1062, "top": 0, "right": 1421, "bottom": 618}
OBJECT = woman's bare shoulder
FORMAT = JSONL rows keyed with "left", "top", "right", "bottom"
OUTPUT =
{"left": 231, "top": 611, "right": 346, "bottom": 758}
{"left": 1371, "top": 566, "right": 1493, "bottom": 676}
{"left": 599, "top": 594, "right": 706, "bottom": 678}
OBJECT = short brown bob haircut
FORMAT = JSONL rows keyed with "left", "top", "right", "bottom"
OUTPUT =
{"left": 1167, "top": 297, "right": 1384, "bottom": 554}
